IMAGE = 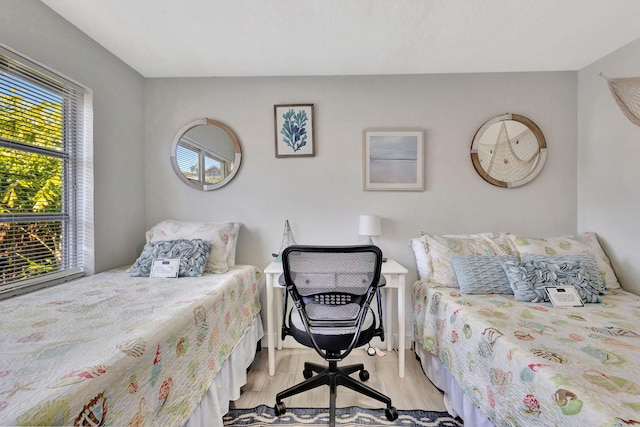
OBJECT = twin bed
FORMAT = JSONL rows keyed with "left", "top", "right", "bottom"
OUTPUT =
{"left": 411, "top": 232, "right": 640, "bottom": 426}
{"left": 0, "top": 220, "right": 262, "bottom": 427}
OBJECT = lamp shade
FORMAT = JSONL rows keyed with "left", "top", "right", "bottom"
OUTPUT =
{"left": 358, "top": 215, "right": 381, "bottom": 237}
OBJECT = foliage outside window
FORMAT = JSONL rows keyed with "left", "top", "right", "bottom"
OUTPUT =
{"left": 0, "top": 45, "right": 91, "bottom": 298}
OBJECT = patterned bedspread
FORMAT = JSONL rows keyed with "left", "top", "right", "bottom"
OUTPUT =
{"left": 413, "top": 281, "right": 640, "bottom": 426}
{"left": 0, "top": 265, "right": 262, "bottom": 427}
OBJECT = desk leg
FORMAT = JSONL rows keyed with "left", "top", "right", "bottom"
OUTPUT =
{"left": 266, "top": 273, "right": 275, "bottom": 376}
{"left": 397, "top": 274, "right": 406, "bottom": 378}
{"left": 385, "top": 285, "right": 393, "bottom": 352}
{"left": 276, "top": 287, "right": 283, "bottom": 350}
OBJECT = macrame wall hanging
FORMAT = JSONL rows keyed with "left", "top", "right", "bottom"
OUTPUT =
{"left": 601, "top": 73, "right": 640, "bottom": 127}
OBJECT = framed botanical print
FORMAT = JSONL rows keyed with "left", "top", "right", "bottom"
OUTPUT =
{"left": 274, "top": 104, "right": 315, "bottom": 157}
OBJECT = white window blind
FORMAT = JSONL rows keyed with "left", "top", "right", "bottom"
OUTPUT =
{"left": 0, "top": 44, "right": 93, "bottom": 299}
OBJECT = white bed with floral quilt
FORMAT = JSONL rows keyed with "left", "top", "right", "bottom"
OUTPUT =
{"left": 411, "top": 231, "right": 640, "bottom": 426}
{"left": 0, "top": 220, "right": 263, "bottom": 427}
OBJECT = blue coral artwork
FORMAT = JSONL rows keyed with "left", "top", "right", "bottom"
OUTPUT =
{"left": 274, "top": 104, "right": 315, "bottom": 157}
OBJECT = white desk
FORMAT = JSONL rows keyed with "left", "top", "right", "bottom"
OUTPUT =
{"left": 264, "top": 259, "right": 409, "bottom": 378}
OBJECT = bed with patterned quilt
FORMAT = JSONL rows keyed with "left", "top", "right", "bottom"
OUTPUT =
{"left": 411, "top": 231, "right": 640, "bottom": 426}
{"left": 0, "top": 220, "right": 263, "bottom": 427}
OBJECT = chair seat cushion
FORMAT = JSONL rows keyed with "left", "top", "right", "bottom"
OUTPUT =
{"left": 289, "top": 306, "right": 377, "bottom": 351}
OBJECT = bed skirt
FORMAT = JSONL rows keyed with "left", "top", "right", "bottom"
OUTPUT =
{"left": 185, "top": 317, "right": 264, "bottom": 427}
{"left": 415, "top": 343, "right": 494, "bottom": 427}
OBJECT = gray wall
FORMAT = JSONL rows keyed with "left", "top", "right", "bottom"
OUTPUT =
{"left": 578, "top": 38, "right": 640, "bottom": 295}
{"left": 146, "top": 74, "right": 578, "bottom": 281}
{"left": 146, "top": 73, "right": 578, "bottom": 341}
{"left": 1, "top": 0, "right": 146, "bottom": 272}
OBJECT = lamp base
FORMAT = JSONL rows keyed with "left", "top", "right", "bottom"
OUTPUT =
{"left": 365, "top": 237, "right": 386, "bottom": 261}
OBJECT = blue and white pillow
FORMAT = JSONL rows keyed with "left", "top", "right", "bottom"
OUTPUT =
{"left": 522, "top": 253, "right": 605, "bottom": 294}
{"left": 451, "top": 255, "right": 519, "bottom": 294}
{"left": 501, "top": 259, "right": 602, "bottom": 303}
{"left": 130, "top": 239, "right": 212, "bottom": 277}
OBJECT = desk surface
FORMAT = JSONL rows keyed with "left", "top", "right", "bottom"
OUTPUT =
{"left": 265, "top": 258, "right": 408, "bottom": 275}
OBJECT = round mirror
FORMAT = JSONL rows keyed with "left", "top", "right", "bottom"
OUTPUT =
{"left": 470, "top": 113, "right": 547, "bottom": 188}
{"left": 170, "top": 118, "right": 242, "bottom": 191}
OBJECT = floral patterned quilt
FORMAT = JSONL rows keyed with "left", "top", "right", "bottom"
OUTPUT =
{"left": 413, "top": 281, "right": 640, "bottom": 426}
{"left": 0, "top": 265, "right": 261, "bottom": 426}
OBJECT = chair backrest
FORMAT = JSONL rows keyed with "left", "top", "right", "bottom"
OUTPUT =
{"left": 280, "top": 245, "right": 384, "bottom": 359}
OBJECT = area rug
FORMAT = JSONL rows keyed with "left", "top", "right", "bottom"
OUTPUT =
{"left": 223, "top": 405, "right": 463, "bottom": 426}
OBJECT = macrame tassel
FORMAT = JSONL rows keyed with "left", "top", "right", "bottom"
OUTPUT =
{"left": 601, "top": 73, "right": 640, "bottom": 127}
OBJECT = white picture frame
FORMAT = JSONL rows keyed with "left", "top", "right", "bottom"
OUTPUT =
{"left": 363, "top": 129, "right": 424, "bottom": 191}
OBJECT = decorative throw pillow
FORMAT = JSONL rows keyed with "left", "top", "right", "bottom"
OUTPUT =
{"left": 410, "top": 237, "right": 432, "bottom": 281}
{"left": 501, "top": 259, "right": 602, "bottom": 303}
{"left": 145, "top": 220, "right": 240, "bottom": 273}
{"left": 506, "top": 232, "right": 620, "bottom": 290}
{"left": 451, "top": 255, "right": 519, "bottom": 294}
{"left": 522, "top": 254, "right": 606, "bottom": 294}
{"left": 130, "top": 239, "right": 212, "bottom": 277}
{"left": 420, "top": 232, "right": 516, "bottom": 287}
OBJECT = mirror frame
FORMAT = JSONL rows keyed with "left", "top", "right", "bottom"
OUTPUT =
{"left": 470, "top": 113, "right": 547, "bottom": 188}
{"left": 170, "top": 118, "right": 242, "bottom": 191}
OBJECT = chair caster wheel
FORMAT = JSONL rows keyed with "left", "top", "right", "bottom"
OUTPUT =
{"left": 274, "top": 401, "right": 286, "bottom": 416}
{"left": 359, "top": 370, "right": 370, "bottom": 381}
{"left": 303, "top": 368, "right": 313, "bottom": 379}
{"left": 385, "top": 406, "right": 398, "bottom": 421}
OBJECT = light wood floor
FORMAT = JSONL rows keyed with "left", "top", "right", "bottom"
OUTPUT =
{"left": 232, "top": 347, "right": 447, "bottom": 411}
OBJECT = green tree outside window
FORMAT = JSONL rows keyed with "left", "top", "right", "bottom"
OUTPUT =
{"left": 1, "top": 83, "right": 65, "bottom": 284}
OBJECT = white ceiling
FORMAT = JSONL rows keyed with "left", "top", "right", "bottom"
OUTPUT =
{"left": 41, "top": 0, "right": 640, "bottom": 78}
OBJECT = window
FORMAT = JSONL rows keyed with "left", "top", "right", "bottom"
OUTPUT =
{"left": 0, "top": 44, "right": 93, "bottom": 299}
{"left": 176, "top": 141, "right": 229, "bottom": 185}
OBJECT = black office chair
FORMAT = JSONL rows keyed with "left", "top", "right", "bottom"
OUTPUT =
{"left": 273, "top": 245, "right": 398, "bottom": 426}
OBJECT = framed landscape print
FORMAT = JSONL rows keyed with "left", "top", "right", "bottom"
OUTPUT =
{"left": 363, "top": 129, "right": 424, "bottom": 191}
{"left": 274, "top": 104, "right": 315, "bottom": 157}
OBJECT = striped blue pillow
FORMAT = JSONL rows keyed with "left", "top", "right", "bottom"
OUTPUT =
{"left": 451, "top": 255, "right": 519, "bottom": 294}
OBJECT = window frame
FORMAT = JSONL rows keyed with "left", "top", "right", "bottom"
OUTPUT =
{"left": 0, "top": 44, "right": 93, "bottom": 299}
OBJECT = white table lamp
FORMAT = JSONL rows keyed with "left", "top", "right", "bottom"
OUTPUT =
{"left": 359, "top": 215, "right": 381, "bottom": 245}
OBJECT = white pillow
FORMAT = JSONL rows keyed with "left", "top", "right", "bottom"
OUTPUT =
{"left": 506, "top": 232, "right": 620, "bottom": 290}
{"left": 416, "top": 232, "right": 516, "bottom": 288}
{"left": 410, "top": 237, "right": 431, "bottom": 281}
{"left": 146, "top": 220, "right": 240, "bottom": 273}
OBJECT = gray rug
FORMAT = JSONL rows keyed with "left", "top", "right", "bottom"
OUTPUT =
{"left": 223, "top": 405, "right": 463, "bottom": 426}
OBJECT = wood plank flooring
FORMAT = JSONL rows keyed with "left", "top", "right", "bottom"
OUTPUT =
{"left": 232, "top": 347, "right": 447, "bottom": 412}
